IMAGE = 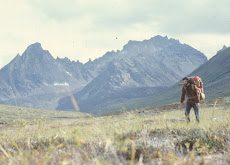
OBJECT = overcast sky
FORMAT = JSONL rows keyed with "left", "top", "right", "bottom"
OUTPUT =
{"left": 0, "top": 0, "right": 230, "bottom": 68}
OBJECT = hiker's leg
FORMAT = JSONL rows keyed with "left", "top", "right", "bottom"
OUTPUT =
{"left": 193, "top": 104, "right": 200, "bottom": 123}
{"left": 185, "top": 103, "right": 191, "bottom": 123}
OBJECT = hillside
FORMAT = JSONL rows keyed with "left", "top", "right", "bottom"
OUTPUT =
{"left": 122, "top": 47, "right": 230, "bottom": 109}
{"left": 0, "top": 104, "right": 91, "bottom": 124}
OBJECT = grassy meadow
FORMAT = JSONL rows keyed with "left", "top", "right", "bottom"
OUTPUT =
{"left": 0, "top": 99, "right": 230, "bottom": 165}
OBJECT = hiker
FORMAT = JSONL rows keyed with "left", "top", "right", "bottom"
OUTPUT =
{"left": 180, "top": 77, "right": 200, "bottom": 123}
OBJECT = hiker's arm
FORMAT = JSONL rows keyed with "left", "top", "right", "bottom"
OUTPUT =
{"left": 178, "top": 83, "right": 185, "bottom": 86}
{"left": 180, "top": 87, "right": 185, "bottom": 103}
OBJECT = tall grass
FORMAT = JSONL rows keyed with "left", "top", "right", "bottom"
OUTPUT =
{"left": 0, "top": 102, "right": 229, "bottom": 164}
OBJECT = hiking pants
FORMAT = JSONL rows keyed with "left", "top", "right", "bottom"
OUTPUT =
{"left": 185, "top": 103, "right": 199, "bottom": 123}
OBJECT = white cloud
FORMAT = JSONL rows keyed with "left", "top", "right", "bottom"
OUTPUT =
{"left": 0, "top": 0, "right": 230, "bottom": 68}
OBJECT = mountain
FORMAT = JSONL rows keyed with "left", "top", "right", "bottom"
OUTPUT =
{"left": 56, "top": 35, "right": 207, "bottom": 113}
{"left": 0, "top": 43, "right": 94, "bottom": 109}
{"left": 125, "top": 46, "right": 230, "bottom": 109}
{"left": 0, "top": 36, "right": 208, "bottom": 112}
{"left": 217, "top": 45, "right": 227, "bottom": 54}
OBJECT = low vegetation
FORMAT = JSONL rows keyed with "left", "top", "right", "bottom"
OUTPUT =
{"left": 0, "top": 99, "right": 229, "bottom": 165}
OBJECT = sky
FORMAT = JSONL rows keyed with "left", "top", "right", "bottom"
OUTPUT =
{"left": 0, "top": 0, "right": 230, "bottom": 68}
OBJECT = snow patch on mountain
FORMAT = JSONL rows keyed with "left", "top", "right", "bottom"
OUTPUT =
{"left": 65, "top": 71, "right": 73, "bottom": 77}
{"left": 53, "top": 82, "right": 69, "bottom": 86}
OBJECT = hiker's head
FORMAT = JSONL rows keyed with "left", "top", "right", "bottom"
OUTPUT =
{"left": 183, "top": 77, "right": 189, "bottom": 84}
{"left": 187, "top": 79, "right": 194, "bottom": 85}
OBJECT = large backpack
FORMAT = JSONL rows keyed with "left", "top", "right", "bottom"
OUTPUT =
{"left": 178, "top": 76, "right": 205, "bottom": 100}
{"left": 189, "top": 76, "right": 205, "bottom": 100}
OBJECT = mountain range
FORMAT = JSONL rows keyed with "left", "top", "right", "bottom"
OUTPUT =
{"left": 0, "top": 35, "right": 208, "bottom": 113}
{"left": 56, "top": 36, "right": 207, "bottom": 113}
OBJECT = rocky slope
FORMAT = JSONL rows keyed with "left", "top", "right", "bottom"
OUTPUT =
{"left": 56, "top": 36, "right": 207, "bottom": 113}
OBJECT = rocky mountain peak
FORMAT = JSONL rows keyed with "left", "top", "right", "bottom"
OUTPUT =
{"left": 150, "top": 35, "right": 168, "bottom": 41}
{"left": 217, "top": 45, "right": 228, "bottom": 54}
{"left": 122, "top": 40, "right": 141, "bottom": 51}
{"left": 21, "top": 42, "right": 54, "bottom": 62}
{"left": 149, "top": 35, "right": 180, "bottom": 45}
{"left": 122, "top": 35, "right": 180, "bottom": 52}
{"left": 27, "top": 42, "right": 42, "bottom": 50}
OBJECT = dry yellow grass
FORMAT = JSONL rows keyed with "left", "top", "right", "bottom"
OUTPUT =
{"left": 0, "top": 102, "right": 229, "bottom": 164}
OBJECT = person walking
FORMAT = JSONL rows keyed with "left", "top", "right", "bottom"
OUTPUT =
{"left": 180, "top": 77, "right": 200, "bottom": 123}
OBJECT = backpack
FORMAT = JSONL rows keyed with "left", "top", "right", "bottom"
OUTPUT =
{"left": 188, "top": 76, "right": 205, "bottom": 100}
{"left": 178, "top": 76, "right": 205, "bottom": 100}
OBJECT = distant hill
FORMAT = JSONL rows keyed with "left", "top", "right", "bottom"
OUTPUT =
{"left": 123, "top": 46, "right": 230, "bottom": 110}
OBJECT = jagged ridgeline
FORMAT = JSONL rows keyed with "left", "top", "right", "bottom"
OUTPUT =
{"left": 56, "top": 36, "right": 207, "bottom": 113}
{"left": 0, "top": 36, "right": 207, "bottom": 113}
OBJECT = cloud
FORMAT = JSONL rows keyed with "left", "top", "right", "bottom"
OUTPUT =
{"left": 23, "top": 0, "right": 230, "bottom": 34}
{"left": 0, "top": 0, "right": 230, "bottom": 68}
{"left": 149, "top": 0, "right": 230, "bottom": 34}
{"left": 92, "top": 0, "right": 230, "bottom": 34}
{"left": 25, "top": 0, "right": 84, "bottom": 21}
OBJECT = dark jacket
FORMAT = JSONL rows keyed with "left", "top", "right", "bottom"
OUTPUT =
{"left": 180, "top": 83, "right": 200, "bottom": 105}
